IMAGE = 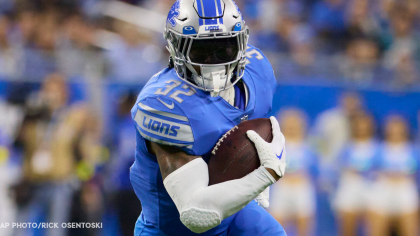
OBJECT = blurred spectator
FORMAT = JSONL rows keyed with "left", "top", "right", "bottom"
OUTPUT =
{"left": 69, "top": 179, "right": 104, "bottom": 236}
{"left": 0, "top": 108, "right": 21, "bottom": 236}
{"left": 337, "top": 37, "right": 380, "bottom": 84}
{"left": 12, "top": 73, "right": 101, "bottom": 236}
{"left": 0, "top": 97, "right": 24, "bottom": 142}
{"left": 367, "top": 115, "right": 419, "bottom": 236}
{"left": 270, "top": 108, "right": 318, "bottom": 236}
{"left": 310, "top": 0, "right": 346, "bottom": 53}
{"left": 288, "top": 25, "right": 315, "bottom": 67}
{"left": 22, "top": 12, "right": 58, "bottom": 81}
{"left": 311, "top": 0, "right": 346, "bottom": 33}
{"left": 333, "top": 112, "right": 378, "bottom": 236}
{"left": 254, "top": 12, "right": 296, "bottom": 54}
{"left": 11, "top": 9, "right": 38, "bottom": 52}
{"left": 105, "top": 20, "right": 164, "bottom": 82}
{"left": 256, "top": 0, "right": 283, "bottom": 32}
{"left": 382, "top": 45, "right": 419, "bottom": 87}
{"left": 312, "top": 92, "right": 363, "bottom": 163}
{"left": 0, "top": 86, "right": 26, "bottom": 236}
{"left": 256, "top": 0, "right": 305, "bottom": 35}
{"left": 344, "top": 0, "right": 381, "bottom": 40}
{"left": 109, "top": 92, "right": 142, "bottom": 236}
{"left": 276, "top": 24, "right": 326, "bottom": 79}
{"left": 378, "top": 4, "right": 420, "bottom": 87}
{"left": 384, "top": 5, "right": 419, "bottom": 52}
{"left": 0, "top": 15, "right": 21, "bottom": 79}
{"left": 56, "top": 14, "right": 96, "bottom": 79}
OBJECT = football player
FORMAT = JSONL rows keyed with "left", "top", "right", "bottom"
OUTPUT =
{"left": 130, "top": 0, "right": 287, "bottom": 235}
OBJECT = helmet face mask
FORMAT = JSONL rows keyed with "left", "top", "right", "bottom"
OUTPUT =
{"left": 189, "top": 37, "right": 238, "bottom": 64}
{"left": 164, "top": 0, "right": 249, "bottom": 96}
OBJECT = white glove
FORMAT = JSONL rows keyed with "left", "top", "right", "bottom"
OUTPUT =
{"left": 255, "top": 186, "right": 270, "bottom": 209}
{"left": 247, "top": 116, "right": 286, "bottom": 179}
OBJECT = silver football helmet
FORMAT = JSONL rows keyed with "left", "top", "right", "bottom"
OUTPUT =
{"left": 164, "top": 0, "right": 249, "bottom": 96}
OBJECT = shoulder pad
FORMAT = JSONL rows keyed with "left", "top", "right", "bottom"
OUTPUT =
{"left": 139, "top": 69, "right": 199, "bottom": 104}
{"left": 245, "top": 45, "right": 273, "bottom": 75}
{"left": 245, "top": 45, "right": 277, "bottom": 93}
{"left": 246, "top": 45, "right": 266, "bottom": 62}
{"left": 132, "top": 95, "right": 195, "bottom": 152}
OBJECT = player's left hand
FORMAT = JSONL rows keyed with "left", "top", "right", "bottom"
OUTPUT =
{"left": 247, "top": 116, "right": 286, "bottom": 179}
{"left": 255, "top": 186, "right": 270, "bottom": 209}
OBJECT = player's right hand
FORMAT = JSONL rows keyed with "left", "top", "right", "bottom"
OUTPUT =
{"left": 246, "top": 116, "right": 286, "bottom": 179}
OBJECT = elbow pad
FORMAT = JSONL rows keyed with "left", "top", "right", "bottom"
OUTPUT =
{"left": 163, "top": 158, "right": 275, "bottom": 233}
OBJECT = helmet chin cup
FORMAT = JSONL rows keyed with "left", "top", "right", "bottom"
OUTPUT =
{"left": 193, "top": 66, "right": 230, "bottom": 97}
{"left": 210, "top": 72, "right": 222, "bottom": 97}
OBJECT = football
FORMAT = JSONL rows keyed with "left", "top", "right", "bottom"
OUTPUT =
{"left": 208, "top": 118, "right": 273, "bottom": 185}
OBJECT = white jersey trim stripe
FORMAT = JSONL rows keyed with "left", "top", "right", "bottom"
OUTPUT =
{"left": 135, "top": 110, "right": 194, "bottom": 142}
{"left": 138, "top": 102, "right": 189, "bottom": 122}
{"left": 136, "top": 126, "right": 193, "bottom": 149}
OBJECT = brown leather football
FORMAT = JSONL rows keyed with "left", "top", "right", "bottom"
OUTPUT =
{"left": 208, "top": 118, "right": 273, "bottom": 185}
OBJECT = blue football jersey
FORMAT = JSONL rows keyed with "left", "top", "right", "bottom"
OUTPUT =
{"left": 130, "top": 45, "right": 277, "bottom": 236}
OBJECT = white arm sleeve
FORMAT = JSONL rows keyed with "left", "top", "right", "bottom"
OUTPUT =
{"left": 163, "top": 158, "right": 276, "bottom": 234}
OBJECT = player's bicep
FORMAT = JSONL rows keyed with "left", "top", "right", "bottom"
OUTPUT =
{"left": 148, "top": 141, "right": 199, "bottom": 180}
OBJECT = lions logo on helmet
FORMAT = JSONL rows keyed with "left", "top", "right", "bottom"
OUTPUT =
{"left": 164, "top": 0, "right": 249, "bottom": 97}
{"left": 167, "top": 0, "right": 181, "bottom": 27}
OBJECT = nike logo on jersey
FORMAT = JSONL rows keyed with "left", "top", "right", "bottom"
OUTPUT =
{"left": 157, "top": 98, "right": 174, "bottom": 109}
{"left": 277, "top": 148, "right": 284, "bottom": 160}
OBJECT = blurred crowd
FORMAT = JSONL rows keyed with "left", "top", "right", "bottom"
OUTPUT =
{"left": 0, "top": 0, "right": 419, "bottom": 236}
{"left": 269, "top": 93, "right": 420, "bottom": 236}
{"left": 0, "top": 73, "right": 142, "bottom": 236}
{"left": 248, "top": 0, "right": 420, "bottom": 87}
{"left": 0, "top": 0, "right": 419, "bottom": 87}
{"left": 0, "top": 0, "right": 166, "bottom": 82}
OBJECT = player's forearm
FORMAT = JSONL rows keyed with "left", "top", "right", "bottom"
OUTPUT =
{"left": 192, "top": 165, "right": 276, "bottom": 218}
{"left": 163, "top": 158, "right": 275, "bottom": 233}
{"left": 152, "top": 141, "right": 276, "bottom": 233}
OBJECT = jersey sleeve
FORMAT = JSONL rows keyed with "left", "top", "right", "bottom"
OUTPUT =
{"left": 131, "top": 95, "right": 196, "bottom": 155}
